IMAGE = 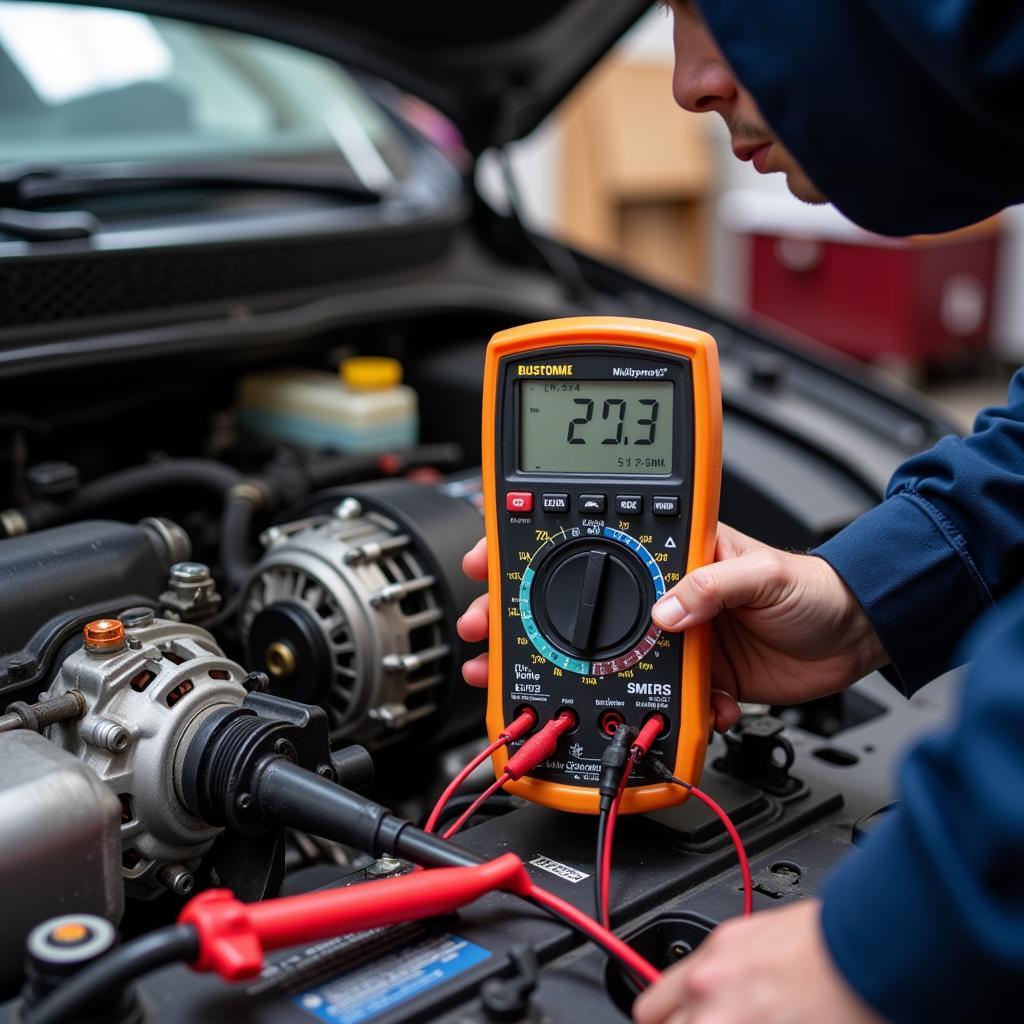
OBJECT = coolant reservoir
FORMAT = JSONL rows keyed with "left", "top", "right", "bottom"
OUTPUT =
{"left": 239, "top": 357, "right": 418, "bottom": 452}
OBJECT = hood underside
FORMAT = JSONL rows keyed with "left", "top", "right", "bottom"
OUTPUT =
{"left": 60, "top": 0, "right": 653, "bottom": 152}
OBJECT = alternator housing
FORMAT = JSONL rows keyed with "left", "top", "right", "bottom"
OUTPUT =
{"left": 45, "top": 614, "right": 249, "bottom": 898}
{"left": 240, "top": 479, "right": 484, "bottom": 748}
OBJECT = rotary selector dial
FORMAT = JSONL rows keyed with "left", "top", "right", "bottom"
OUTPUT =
{"left": 519, "top": 527, "right": 666, "bottom": 677}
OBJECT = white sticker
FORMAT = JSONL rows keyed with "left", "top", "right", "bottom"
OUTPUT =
{"left": 529, "top": 855, "right": 590, "bottom": 884}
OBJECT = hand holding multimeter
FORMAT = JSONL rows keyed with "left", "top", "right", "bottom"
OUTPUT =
{"left": 477, "top": 316, "right": 722, "bottom": 815}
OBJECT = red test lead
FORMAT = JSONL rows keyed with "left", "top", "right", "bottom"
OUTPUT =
{"left": 442, "top": 710, "right": 577, "bottom": 839}
{"left": 425, "top": 707, "right": 537, "bottom": 833}
{"left": 180, "top": 855, "right": 534, "bottom": 981}
{"left": 177, "top": 851, "right": 662, "bottom": 987}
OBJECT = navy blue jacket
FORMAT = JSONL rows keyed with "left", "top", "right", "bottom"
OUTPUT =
{"left": 692, "top": 2, "right": 1024, "bottom": 1019}
{"left": 813, "top": 375, "right": 1024, "bottom": 1022}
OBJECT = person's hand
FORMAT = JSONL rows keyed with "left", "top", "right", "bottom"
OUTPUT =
{"left": 650, "top": 523, "right": 886, "bottom": 729}
{"left": 456, "top": 525, "right": 887, "bottom": 730}
{"left": 633, "top": 900, "right": 883, "bottom": 1024}
{"left": 456, "top": 536, "right": 492, "bottom": 688}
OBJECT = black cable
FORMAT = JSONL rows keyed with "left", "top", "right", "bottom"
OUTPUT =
{"left": 594, "top": 807, "right": 610, "bottom": 924}
{"left": 22, "top": 924, "right": 199, "bottom": 1024}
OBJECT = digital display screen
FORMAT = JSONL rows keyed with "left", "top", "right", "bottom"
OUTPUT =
{"left": 519, "top": 380, "right": 674, "bottom": 474}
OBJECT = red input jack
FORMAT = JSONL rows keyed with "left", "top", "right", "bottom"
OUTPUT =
{"left": 599, "top": 710, "right": 625, "bottom": 738}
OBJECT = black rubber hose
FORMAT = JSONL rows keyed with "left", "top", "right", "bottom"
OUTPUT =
{"left": 22, "top": 924, "right": 199, "bottom": 1024}
{"left": 17, "top": 458, "right": 245, "bottom": 532}
{"left": 219, "top": 490, "right": 259, "bottom": 592}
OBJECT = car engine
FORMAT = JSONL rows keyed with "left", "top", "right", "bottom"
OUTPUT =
{"left": 0, "top": 315, "right": 956, "bottom": 1023}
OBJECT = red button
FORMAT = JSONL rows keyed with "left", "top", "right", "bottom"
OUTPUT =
{"left": 506, "top": 491, "right": 533, "bottom": 513}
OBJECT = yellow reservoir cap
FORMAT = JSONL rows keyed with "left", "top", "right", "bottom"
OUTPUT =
{"left": 340, "top": 356, "right": 403, "bottom": 391}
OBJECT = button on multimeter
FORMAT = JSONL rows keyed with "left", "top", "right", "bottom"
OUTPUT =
{"left": 652, "top": 495, "right": 680, "bottom": 516}
{"left": 506, "top": 491, "right": 533, "bottom": 513}
{"left": 541, "top": 493, "right": 569, "bottom": 513}
{"left": 579, "top": 494, "right": 606, "bottom": 514}
{"left": 615, "top": 495, "right": 643, "bottom": 515}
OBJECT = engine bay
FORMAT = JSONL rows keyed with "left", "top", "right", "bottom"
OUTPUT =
{"left": 0, "top": 311, "right": 957, "bottom": 1023}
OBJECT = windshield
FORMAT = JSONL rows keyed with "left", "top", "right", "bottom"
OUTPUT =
{"left": 0, "top": 1, "right": 408, "bottom": 189}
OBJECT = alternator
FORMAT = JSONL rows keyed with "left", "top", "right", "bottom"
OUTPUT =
{"left": 44, "top": 611, "right": 249, "bottom": 898}
{"left": 240, "top": 479, "right": 484, "bottom": 748}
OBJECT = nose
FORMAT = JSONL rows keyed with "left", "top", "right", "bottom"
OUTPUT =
{"left": 670, "top": 8, "right": 739, "bottom": 114}
{"left": 672, "top": 60, "right": 738, "bottom": 113}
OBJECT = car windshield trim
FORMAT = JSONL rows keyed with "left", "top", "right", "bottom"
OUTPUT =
{"left": 0, "top": 161, "right": 381, "bottom": 210}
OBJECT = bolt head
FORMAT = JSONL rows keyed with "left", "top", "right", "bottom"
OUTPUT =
{"left": 236, "top": 793, "right": 254, "bottom": 811}
{"left": 334, "top": 498, "right": 363, "bottom": 520}
{"left": 170, "top": 562, "right": 211, "bottom": 583}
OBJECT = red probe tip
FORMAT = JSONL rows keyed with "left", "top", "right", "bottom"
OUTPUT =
{"left": 633, "top": 714, "right": 667, "bottom": 757}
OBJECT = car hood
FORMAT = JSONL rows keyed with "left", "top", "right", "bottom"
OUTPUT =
{"left": 72, "top": 0, "right": 652, "bottom": 153}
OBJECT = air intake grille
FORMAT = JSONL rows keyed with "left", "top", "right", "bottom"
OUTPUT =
{"left": 0, "top": 223, "right": 455, "bottom": 328}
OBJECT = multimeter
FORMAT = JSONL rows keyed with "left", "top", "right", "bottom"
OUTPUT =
{"left": 482, "top": 316, "right": 721, "bottom": 815}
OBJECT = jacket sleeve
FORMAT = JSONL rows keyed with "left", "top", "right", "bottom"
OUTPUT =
{"left": 820, "top": 587, "right": 1024, "bottom": 1024}
{"left": 812, "top": 368, "right": 1024, "bottom": 695}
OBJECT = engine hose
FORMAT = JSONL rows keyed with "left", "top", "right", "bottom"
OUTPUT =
{"left": 1, "top": 445, "right": 465, "bottom": 594}
{"left": 13, "top": 458, "right": 247, "bottom": 533}
{"left": 219, "top": 489, "right": 261, "bottom": 593}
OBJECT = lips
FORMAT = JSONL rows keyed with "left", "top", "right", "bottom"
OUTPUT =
{"left": 751, "top": 143, "right": 772, "bottom": 172}
{"left": 733, "top": 141, "right": 773, "bottom": 172}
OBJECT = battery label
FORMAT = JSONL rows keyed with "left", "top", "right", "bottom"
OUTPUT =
{"left": 294, "top": 933, "right": 491, "bottom": 1024}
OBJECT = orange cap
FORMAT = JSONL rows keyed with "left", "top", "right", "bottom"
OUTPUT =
{"left": 50, "top": 922, "right": 91, "bottom": 945}
{"left": 83, "top": 618, "right": 125, "bottom": 651}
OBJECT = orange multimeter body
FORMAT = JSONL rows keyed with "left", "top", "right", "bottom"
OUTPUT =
{"left": 482, "top": 316, "right": 721, "bottom": 815}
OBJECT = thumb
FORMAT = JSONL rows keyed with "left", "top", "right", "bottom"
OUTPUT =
{"left": 652, "top": 550, "right": 789, "bottom": 632}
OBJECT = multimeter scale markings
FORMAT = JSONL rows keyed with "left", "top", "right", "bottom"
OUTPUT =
{"left": 517, "top": 527, "right": 667, "bottom": 677}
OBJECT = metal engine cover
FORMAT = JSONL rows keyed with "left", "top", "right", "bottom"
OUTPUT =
{"left": 0, "top": 730, "right": 122, "bottom": 988}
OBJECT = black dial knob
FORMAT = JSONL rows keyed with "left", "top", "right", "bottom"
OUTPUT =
{"left": 532, "top": 539, "right": 653, "bottom": 661}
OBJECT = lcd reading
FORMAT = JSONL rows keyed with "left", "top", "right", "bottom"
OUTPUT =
{"left": 519, "top": 380, "right": 674, "bottom": 474}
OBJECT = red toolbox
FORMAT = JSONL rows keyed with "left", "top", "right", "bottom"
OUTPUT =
{"left": 726, "top": 192, "right": 1001, "bottom": 370}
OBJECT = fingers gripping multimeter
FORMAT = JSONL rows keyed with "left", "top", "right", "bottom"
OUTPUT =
{"left": 483, "top": 317, "right": 721, "bottom": 815}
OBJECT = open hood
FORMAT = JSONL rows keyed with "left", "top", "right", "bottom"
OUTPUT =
{"left": 66, "top": 0, "right": 653, "bottom": 153}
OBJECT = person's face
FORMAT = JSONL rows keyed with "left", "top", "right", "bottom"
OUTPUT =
{"left": 668, "top": 0, "right": 827, "bottom": 204}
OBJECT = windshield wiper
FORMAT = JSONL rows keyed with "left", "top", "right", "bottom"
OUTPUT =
{"left": 0, "top": 207, "right": 98, "bottom": 241}
{"left": 0, "top": 160, "right": 381, "bottom": 210}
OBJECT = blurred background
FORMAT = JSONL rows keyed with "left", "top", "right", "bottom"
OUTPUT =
{"left": 478, "top": 6, "right": 1022, "bottom": 431}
